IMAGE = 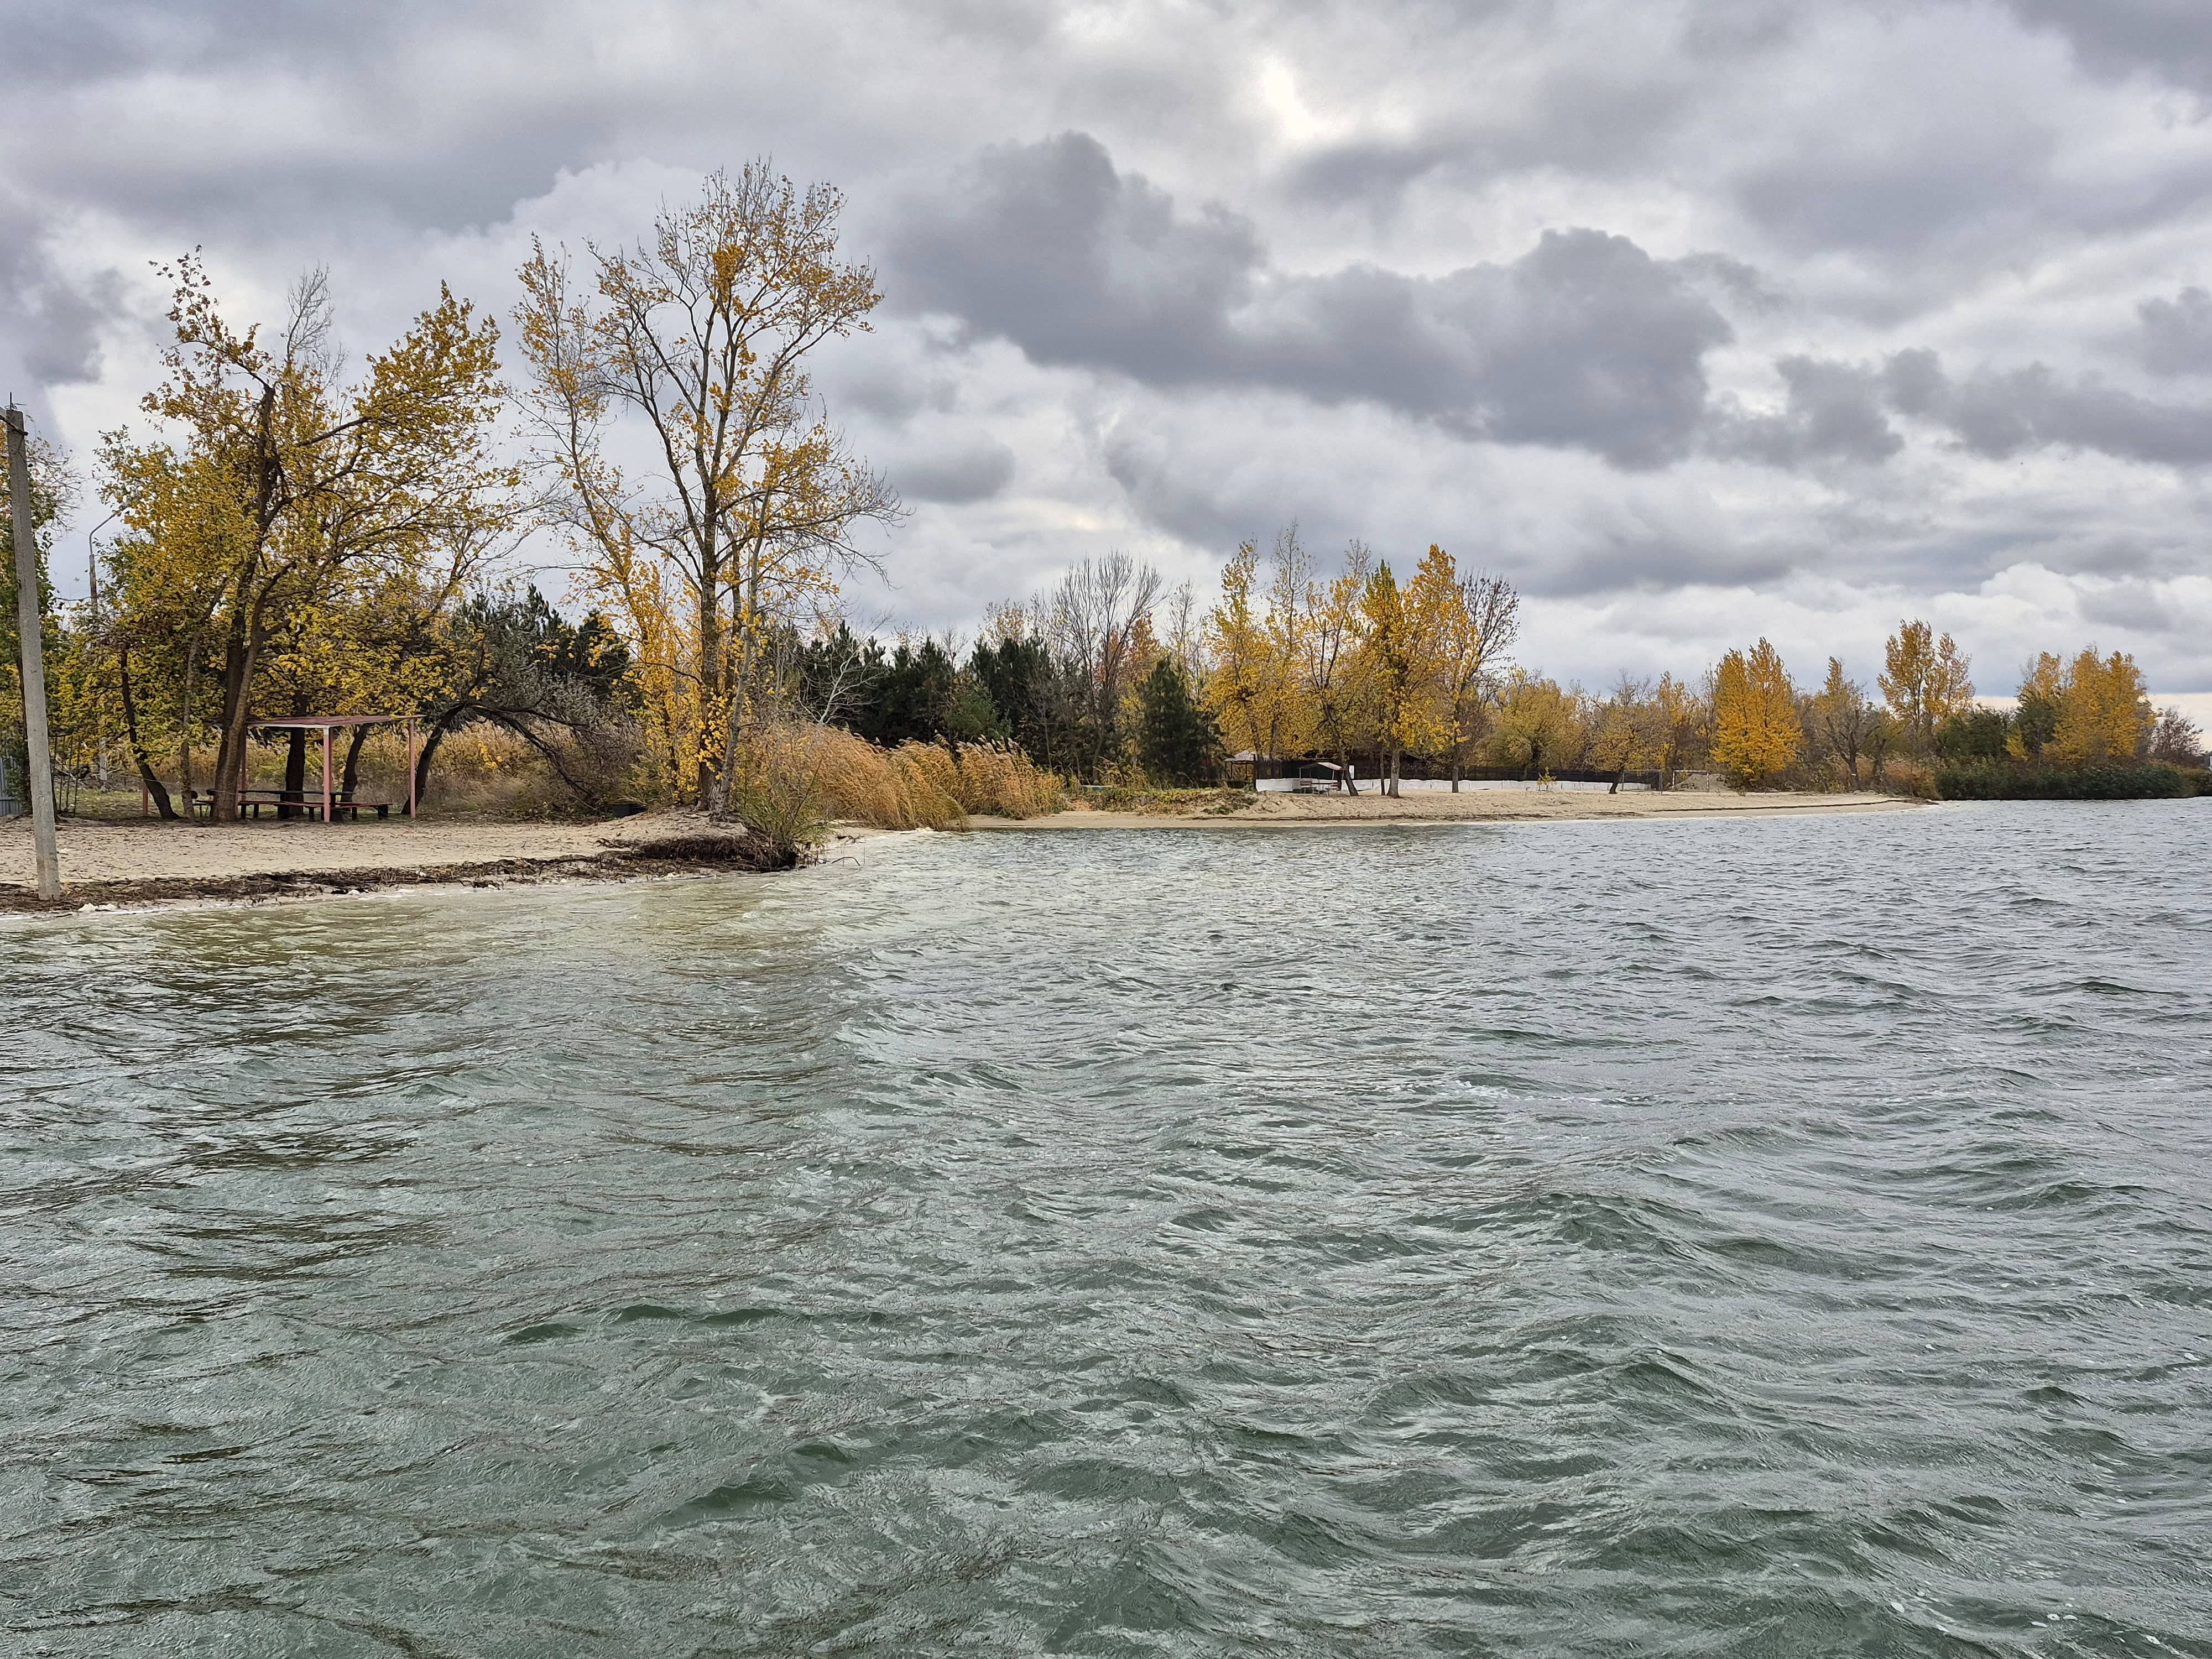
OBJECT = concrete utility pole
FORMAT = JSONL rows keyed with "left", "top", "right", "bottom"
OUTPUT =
{"left": 88, "top": 509, "right": 116, "bottom": 785}
{"left": 7, "top": 404, "right": 61, "bottom": 899}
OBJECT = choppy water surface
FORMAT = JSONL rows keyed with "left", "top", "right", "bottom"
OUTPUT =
{"left": 3, "top": 803, "right": 2209, "bottom": 1656}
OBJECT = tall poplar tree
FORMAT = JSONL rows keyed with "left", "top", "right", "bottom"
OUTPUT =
{"left": 515, "top": 164, "right": 901, "bottom": 810}
{"left": 2050, "top": 648, "right": 2148, "bottom": 763}
{"left": 1712, "top": 638, "right": 1801, "bottom": 786}
{"left": 1880, "top": 619, "right": 1974, "bottom": 755}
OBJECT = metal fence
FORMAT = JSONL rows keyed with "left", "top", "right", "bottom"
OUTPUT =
{"left": 1, "top": 769, "right": 86, "bottom": 818}
{"left": 1428, "top": 766, "right": 1671, "bottom": 789}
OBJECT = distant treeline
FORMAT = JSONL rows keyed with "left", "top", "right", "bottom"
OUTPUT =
{"left": 774, "top": 535, "right": 2209, "bottom": 802}
{"left": 790, "top": 608, "right": 1222, "bottom": 787}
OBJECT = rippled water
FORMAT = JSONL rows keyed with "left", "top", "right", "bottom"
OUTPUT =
{"left": 4, "top": 802, "right": 2209, "bottom": 1656}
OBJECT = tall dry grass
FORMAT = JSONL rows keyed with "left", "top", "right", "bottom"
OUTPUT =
{"left": 737, "top": 719, "right": 1063, "bottom": 843}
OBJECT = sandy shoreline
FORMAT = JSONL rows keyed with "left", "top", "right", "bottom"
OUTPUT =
{"left": 0, "top": 813, "right": 871, "bottom": 915}
{"left": 973, "top": 790, "right": 1919, "bottom": 830}
{"left": 2, "top": 791, "right": 1918, "bottom": 913}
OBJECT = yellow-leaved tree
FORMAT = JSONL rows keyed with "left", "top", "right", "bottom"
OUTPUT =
{"left": 1356, "top": 558, "right": 1444, "bottom": 796}
{"left": 1649, "top": 671, "right": 1705, "bottom": 781}
{"left": 1486, "top": 672, "right": 1582, "bottom": 776}
{"left": 515, "top": 164, "right": 901, "bottom": 811}
{"left": 1809, "top": 658, "right": 1876, "bottom": 786}
{"left": 1202, "top": 539, "right": 1270, "bottom": 762}
{"left": 1587, "top": 676, "right": 1667, "bottom": 791}
{"left": 1879, "top": 619, "right": 1973, "bottom": 754}
{"left": 2008, "top": 651, "right": 2066, "bottom": 759}
{"left": 2049, "top": 648, "right": 2148, "bottom": 763}
{"left": 1260, "top": 526, "right": 1317, "bottom": 762}
{"left": 1711, "top": 638, "right": 1800, "bottom": 787}
{"left": 102, "top": 258, "right": 514, "bottom": 820}
{"left": 1418, "top": 547, "right": 1519, "bottom": 790}
{"left": 1203, "top": 529, "right": 1312, "bottom": 770}
{"left": 1300, "top": 540, "right": 1371, "bottom": 787}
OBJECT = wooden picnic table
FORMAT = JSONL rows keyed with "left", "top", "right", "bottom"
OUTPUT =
{"left": 183, "top": 789, "right": 393, "bottom": 822}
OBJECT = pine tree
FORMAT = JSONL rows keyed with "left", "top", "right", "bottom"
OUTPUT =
{"left": 1136, "top": 658, "right": 1215, "bottom": 785}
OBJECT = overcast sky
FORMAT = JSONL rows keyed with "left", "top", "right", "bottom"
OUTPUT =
{"left": 12, "top": 0, "right": 2212, "bottom": 698}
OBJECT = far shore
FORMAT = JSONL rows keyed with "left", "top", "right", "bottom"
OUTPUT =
{"left": 973, "top": 789, "right": 1922, "bottom": 830}
{"left": 3, "top": 790, "right": 1921, "bottom": 914}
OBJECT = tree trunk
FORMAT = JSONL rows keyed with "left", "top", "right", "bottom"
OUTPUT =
{"left": 218, "top": 390, "right": 281, "bottom": 825}
{"left": 281, "top": 730, "right": 308, "bottom": 818}
{"left": 412, "top": 711, "right": 467, "bottom": 808}
{"left": 1389, "top": 744, "right": 1402, "bottom": 797}
{"left": 210, "top": 614, "right": 259, "bottom": 823}
{"left": 713, "top": 540, "right": 766, "bottom": 819}
{"left": 695, "top": 532, "right": 723, "bottom": 808}
{"left": 178, "top": 638, "right": 199, "bottom": 803}
{"left": 341, "top": 726, "right": 371, "bottom": 798}
{"left": 117, "top": 646, "right": 179, "bottom": 820}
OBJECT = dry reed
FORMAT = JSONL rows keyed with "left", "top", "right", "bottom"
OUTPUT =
{"left": 740, "top": 720, "right": 1063, "bottom": 836}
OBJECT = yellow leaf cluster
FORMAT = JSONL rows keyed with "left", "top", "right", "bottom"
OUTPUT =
{"left": 2048, "top": 648, "right": 2148, "bottom": 763}
{"left": 1712, "top": 638, "right": 1801, "bottom": 786}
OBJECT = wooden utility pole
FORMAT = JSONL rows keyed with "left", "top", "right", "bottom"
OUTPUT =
{"left": 7, "top": 404, "right": 61, "bottom": 899}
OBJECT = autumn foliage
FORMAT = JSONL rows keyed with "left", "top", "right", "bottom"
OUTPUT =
{"left": 14, "top": 178, "right": 2201, "bottom": 837}
{"left": 1711, "top": 638, "right": 1800, "bottom": 786}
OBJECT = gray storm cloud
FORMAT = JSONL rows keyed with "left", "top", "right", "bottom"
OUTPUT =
{"left": 5, "top": 0, "right": 2212, "bottom": 686}
{"left": 2136, "top": 289, "right": 2212, "bottom": 378}
{"left": 0, "top": 189, "right": 113, "bottom": 394}
{"left": 1715, "top": 348, "right": 2212, "bottom": 472}
{"left": 1884, "top": 349, "right": 2212, "bottom": 467}
{"left": 890, "top": 133, "right": 1734, "bottom": 469}
{"left": 2004, "top": 0, "right": 2212, "bottom": 88}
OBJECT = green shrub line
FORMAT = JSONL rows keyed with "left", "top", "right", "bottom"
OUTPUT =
{"left": 1932, "top": 760, "right": 2206, "bottom": 800}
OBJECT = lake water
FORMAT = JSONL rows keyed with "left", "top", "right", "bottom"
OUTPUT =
{"left": 3, "top": 803, "right": 2208, "bottom": 1656}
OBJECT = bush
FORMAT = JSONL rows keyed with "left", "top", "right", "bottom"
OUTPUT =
{"left": 1077, "top": 784, "right": 1248, "bottom": 815}
{"left": 1933, "top": 760, "right": 2190, "bottom": 800}
{"left": 1884, "top": 760, "right": 1940, "bottom": 800}
{"left": 411, "top": 723, "right": 643, "bottom": 818}
{"left": 1935, "top": 708, "right": 2011, "bottom": 760}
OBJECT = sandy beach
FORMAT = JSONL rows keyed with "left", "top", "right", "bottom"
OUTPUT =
{"left": 0, "top": 812, "right": 865, "bottom": 914}
{"left": 4, "top": 816, "right": 628, "bottom": 886}
{"left": 974, "top": 790, "right": 1919, "bottom": 830}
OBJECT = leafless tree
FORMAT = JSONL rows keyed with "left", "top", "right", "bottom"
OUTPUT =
{"left": 1046, "top": 551, "right": 1162, "bottom": 769}
{"left": 2147, "top": 705, "right": 2207, "bottom": 765}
